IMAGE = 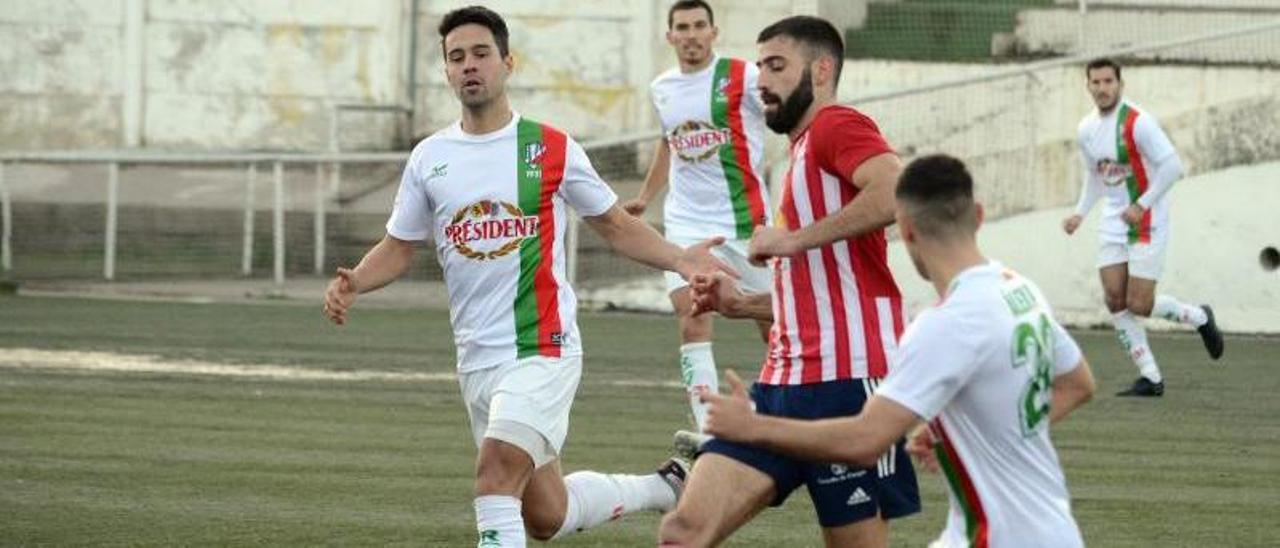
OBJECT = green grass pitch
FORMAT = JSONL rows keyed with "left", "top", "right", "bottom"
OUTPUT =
{"left": 1, "top": 296, "right": 1277, "bottom": 546}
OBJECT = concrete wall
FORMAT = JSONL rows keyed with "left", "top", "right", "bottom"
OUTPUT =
{"left": 0, "top": 0, "right": 125, "bottom": 149}
{"left": 1056, "top": 0, "right": 1280, "bottom": 8}
{"left": 1019, "top": 5, "right": 1280, "bottom": 61}
{"left": 837, "top": 60, "right": 1280, "bottom": 217}
{"left": 2, "top": 0, "right": 814, "bottom": 151}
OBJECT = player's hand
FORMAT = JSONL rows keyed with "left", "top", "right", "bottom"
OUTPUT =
{"left": 676, "top": 236, "right": 740, "bottom": 282}
{"left": 701, "top": 369, "right": 757, "bottom": 443}
{"left": 905, "top": 424, "right": 940, "bottom": 474}
{"left": 747, "top": 225, "right": 797, "bottom": 266}
{"left": 1121, "top": 204, "right": 1145, "bottom": 226}
{"left": 1061, "top": 214, "right": 1083, "bottom": 235}
{"left": 691, "top": 272, "right": 743, "bottom": 318}
{"left": 323, "top": 267, "right": 359, "bottom": 325}
{"left": 621, "top": 198, "right": 648, "bottom": 217}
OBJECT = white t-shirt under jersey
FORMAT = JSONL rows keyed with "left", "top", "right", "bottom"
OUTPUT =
{"left": 386, "top": 114, "right": 617, "bottom": 373}
{"left": 1077, "top": 100, "right": 1178, "bottom": 245}
{"left": 650, "top": 55, "right": 770, "bottom": 240}
{"left": 878, "top": 262, "right": 1085, "bottom": 548}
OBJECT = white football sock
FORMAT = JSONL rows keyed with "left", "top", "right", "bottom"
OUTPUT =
{"left": 475, "top": 495, "right": 525, "bottom": 547}
{"left": 551, "top": 471, "right": 676, "bottom": 540}
{"left": 680, "top": 342, "right": 718, "bottom": 432}
{"left": 1112, "top": 311, "right": 1162, "bottom": 383}
{"left": 1152, "top": 294, "right": 1208, "bottom": 327}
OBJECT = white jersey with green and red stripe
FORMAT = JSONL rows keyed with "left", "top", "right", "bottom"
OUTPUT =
{"left": 386, "top": 114, "right": 617, "bottom": 373}
{"left": 1077, "top": 100, "right": 1177, "bottom": 244}
{"left": 650, "top": 56, "right": 770, "bottom": 240}
{"left": 877, "top": 262, "right": 1085, "bottom": 548}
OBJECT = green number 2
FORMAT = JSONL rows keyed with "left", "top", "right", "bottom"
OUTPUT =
{"left": 1012, "top": 313, "right": 1054, "bottom": 436}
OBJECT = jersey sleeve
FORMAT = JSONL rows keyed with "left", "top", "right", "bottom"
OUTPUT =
{"left": 649, "top": 76, "right": 672, "bottom": 134}
{"left": 1049, "top": 317, "right": 1084, "bottom": 377}
{"left": 1074, "top": 137, "right": 1103, "bottom": 217}
{"left": 743, "top": 62, "right": 766, "bottom": 115}
{"left": 385, "top": 144, "right": 434, "bottom": 241}
{"left": 810, "top": 108, "right": 895, "bottom": 186}
{"left": 560, "top": 138, "right": 619, "bottom": 217}
{"left": 876, "top": 308, "right": 982, "bottom": 420}
{"left": 1135, "top": 113, "right": 1178, "bottom": 165}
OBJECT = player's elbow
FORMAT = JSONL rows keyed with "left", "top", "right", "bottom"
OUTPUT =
{"left": 841, "top": 445, "right": 884, "bottom": 469}
{"left": 1077, "top": 375, "right": 1097, "bottom": 405}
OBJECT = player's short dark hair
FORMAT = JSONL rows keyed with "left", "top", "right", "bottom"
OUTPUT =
{"left": 668, "top": 0, "right": 714, "bottom": 29}
{"left": 896, "top": 154, "right": 978, "bottom": 239}
{"left": 438, "top": 5, "right": 510, "bottom": 58}
{"left": 757, "top": 15, "right": 845, "bottom": 86}
{"left": 1086, "top": 57, "right": 1122, "bottom": 81}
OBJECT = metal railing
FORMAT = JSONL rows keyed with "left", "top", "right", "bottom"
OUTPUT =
{"left": 3, "top": 16, "right": 1276, "bottom": 288}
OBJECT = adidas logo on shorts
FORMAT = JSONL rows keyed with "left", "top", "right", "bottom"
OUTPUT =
{"left": 846, "top": 487, "right": 871, "bottom": 506}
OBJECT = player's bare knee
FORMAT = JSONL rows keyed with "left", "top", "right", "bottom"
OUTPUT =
{"left": 658, "top": 509, "right": 709, "bottom": 546}
{"left": 1104, "top": 293, "right": 1127, "bottom": 313}
{"left": 679, "top": 315, "right": 713, "bottom": 342}
{"left": 523, "top": 512, "right": 562, "bottom": 542}
{"left": 1126, "top": 297, "right": 1153, "bottom": 317}
{"left": 474, "top": 441, "right": 534, "bottom": 495}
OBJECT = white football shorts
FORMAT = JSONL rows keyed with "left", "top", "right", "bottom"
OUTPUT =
{"left": 1097, "top": 236, "right": 1168, "bottom": 280}
{"left": 458, "top": 355, "right": 581, "bottom": 468}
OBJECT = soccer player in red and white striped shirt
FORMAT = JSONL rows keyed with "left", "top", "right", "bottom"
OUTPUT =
{"left": 659, "top": 15, "right": 919, "bottom": 548}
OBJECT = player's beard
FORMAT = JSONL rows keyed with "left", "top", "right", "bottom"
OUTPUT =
{"left": 764, "top": 68, "right": 814, "bottom": 134}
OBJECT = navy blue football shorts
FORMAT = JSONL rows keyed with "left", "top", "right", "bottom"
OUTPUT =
{"left": 701, "top": 377, "right": 921, "bottom": 528}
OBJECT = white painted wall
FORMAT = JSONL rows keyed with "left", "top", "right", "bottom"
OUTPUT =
{"left": 2, "top": 0, "right": 808, "bottom": 151}
{"left": 4, "top": 0, "right": 1275, "bottom": 154}
{"left": 838, "top": 60, "right": 1280, "bottom": 217}
{"left": 0, "top": 0, "right": 125, "bottom": 149}
{"left": 1019, "top": 7, "right": 1280, "bottom": 61}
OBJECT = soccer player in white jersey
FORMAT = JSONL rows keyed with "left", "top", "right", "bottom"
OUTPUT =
{"left": 702, "top": 154, "right": 1099, "bottom": 548}
{"left": 658, "top": 16, "right": 919, "bottom": 548}
{"left": 321, "top": 7, "right": 735, "bottom": 548}
{"left": 1063, "top": 58, "right": 1223, "bottom": 397}
{"left": 621, "top": 0, "right": 773, "bottom": 446}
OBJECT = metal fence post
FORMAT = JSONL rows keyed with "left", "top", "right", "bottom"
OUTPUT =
{"left": 273, "top": 161, "right": 285, "bottom": 286}
{"left": 0, "top": 162, "right": 10, "bottom": 273}
{"left": 241, "top": 163, "right": 256, "bottom": 276}
{"left": 1025, "top": 72, "right": 1040, "bottom": 208}
{"left": 104, "top": 162, "right": 119, "bottom": 281}
{"left": 1078, "top": 0, "right": 1088, "bottom": 54}
{"left": 314, "top": 163, "right": 325, "bottom": 275}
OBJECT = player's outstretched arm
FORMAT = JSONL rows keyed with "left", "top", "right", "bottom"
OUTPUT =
{"left": 583, "top": 205, "right": 738, "bottom": 281}
{"left": 1065, "top": 155, "right": 1101, "bottom": 235}
{"left": 690, "top": 273, "right": 773, "bottom": 321}
{"left": 703, "top": 370, "right": 918, "bottom": 468}
{"left": 621, "top": 138, "right": 670, "bottom": 216}
{"left": 1050, "top": 358, "right": 1096, "bottom": 424}
{"left": 323, "top": 235, "right": 417, "bottom": 325}
{"left": 748, "top": 153, "right": 900, "bottom": 264}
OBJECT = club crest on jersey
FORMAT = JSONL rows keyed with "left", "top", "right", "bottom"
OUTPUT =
{"left": 1095, "top": 159, "right": 1132, "bottom": 186}
{"left": 524, "top": 142, "right": 547, "bottom": 173}
{"left": 713, "top": 76, "right": 730, "bottom": 104}
{"left": 668, "top": 120, "right": 732, "bottom": 162}
{"left": 444, "top": 200, "right": 539, "bottom": 261}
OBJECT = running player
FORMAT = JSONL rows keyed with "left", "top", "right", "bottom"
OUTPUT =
{"left": 702, "top": 154, "right": 1098, "bottom": 548}
{"left": 658, "top": 16, "right": 919, "bottom": 547}
{"left": 323, "top": 7, "right": 733, "bottom": 547}
{"left": 1063, "top": 58, "right": 1223, "bottom": 397}
{"left": 622, "top": 0, "right": 773, "bottom": 445}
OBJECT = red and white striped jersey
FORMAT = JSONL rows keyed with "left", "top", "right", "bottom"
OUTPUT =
{"left": 760, "top": 105, "right": 904, "bottom": 385}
